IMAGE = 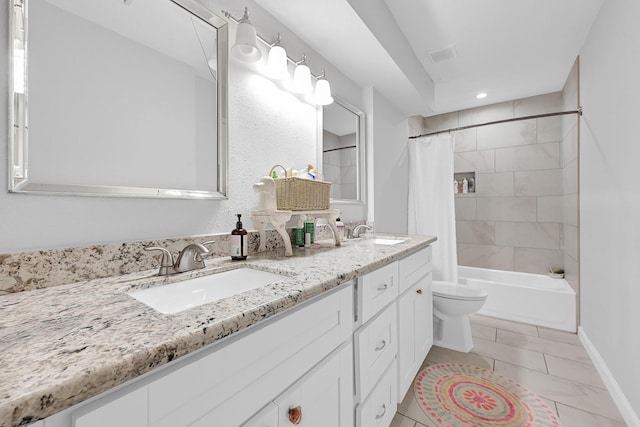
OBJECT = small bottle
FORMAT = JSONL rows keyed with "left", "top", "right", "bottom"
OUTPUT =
{"left": 304, "top": 221, "right": 315, "bottom": 244}
{"left": 336, "top": 217, "right": 345, "bottom": 238}
{"left": 468, "top": 177, "right": 475, "bottom": 193}
{"left": 453, "top": 179, "right": 458, "bottom": 194}
{"left": 462, "top": 177, "right": 468, "bottom": 194}
{"left": 230, "top": 214, "right": 248, "bottom": 260}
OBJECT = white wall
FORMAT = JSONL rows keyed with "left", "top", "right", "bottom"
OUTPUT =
{"left": 0, "top": 0, "right": 365, "bottom": 253}
{"left": 366, "top": 87, "right": 409, "bottom": 234}
{"left": 580, "top": 0, "right": 640, "bottom": 419}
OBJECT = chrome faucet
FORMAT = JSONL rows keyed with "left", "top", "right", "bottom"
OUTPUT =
{"left": 145, "top": 241, "right": 214, "bottom": 276}
{"left": 352, "top": 224, "right": 373, "bottom": 239}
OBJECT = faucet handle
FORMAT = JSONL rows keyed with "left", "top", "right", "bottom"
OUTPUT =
{"left": 144, "top": 246, "right": 176, "bottom": 275}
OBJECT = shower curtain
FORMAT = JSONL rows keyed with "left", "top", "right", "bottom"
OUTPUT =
{"left": 408, "top": 134, "right": 458, "bottom": 283}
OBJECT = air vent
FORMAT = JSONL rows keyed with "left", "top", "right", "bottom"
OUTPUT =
{"left": 428, "top": 45, "right": 457, "bottom": 63}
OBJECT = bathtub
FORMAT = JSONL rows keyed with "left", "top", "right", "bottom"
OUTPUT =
{"left": 458, "top": 266, "right": 576, "bottom": 332}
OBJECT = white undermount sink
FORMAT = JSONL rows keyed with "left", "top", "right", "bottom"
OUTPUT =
{"left": 371, "top": 238, "right": 405, "bottom": 245}
{"left": 129, "top": 268, "right": 288, "bottom": 314}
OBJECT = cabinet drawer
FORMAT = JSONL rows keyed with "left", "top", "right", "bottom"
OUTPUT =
{"left": 399, "top": 246, "right": 432, "bottom": 294}
{"left": 243, "top": 403, "right": 278, "bottom": 427}
{"left": 355, "top": 303, "right": 397, "bottom": 399}
{"left": 356, "top": 360, "right": 397, "bottom": 427}
{"left": 359, "top": 262, "right": 398, "bottom": 323}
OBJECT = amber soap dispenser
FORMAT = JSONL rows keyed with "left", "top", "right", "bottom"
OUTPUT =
{"left": 230, "top": 214, "right": 248, "bottom": 260}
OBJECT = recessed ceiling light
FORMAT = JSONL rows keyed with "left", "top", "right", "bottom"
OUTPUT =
{"left": 476, "top": 92, "right": 487, "bottom": 99}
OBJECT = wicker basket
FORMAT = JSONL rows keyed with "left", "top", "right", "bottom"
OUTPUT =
{"left": 275, "top": 177, "right": 331, "bottom": 210}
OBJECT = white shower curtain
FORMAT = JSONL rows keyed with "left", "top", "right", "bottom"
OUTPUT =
{"left": 407, "top": 134, "right": 458, "bottom": 283}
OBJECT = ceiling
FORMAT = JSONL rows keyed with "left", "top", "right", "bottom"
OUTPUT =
{"left": 255, "top": 0, "right": 603, "bottom": 117}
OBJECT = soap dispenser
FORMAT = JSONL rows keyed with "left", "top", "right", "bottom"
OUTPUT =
{"left": 230, "top": 214, "right": 248, "bottom": 260}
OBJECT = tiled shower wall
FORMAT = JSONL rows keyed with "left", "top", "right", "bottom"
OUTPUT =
{"left": 411, "top": 91, "right": 578, "bottom": 275}
{"left": 323, "top": 130, "right": 357, "bottom": 200}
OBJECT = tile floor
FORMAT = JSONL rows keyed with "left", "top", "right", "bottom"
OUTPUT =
{"left": 392, "top": 315, "right": 627, "bottom": 427}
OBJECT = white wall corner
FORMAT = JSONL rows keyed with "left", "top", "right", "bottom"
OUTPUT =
{"left": 578, "top": 326, "right": 640, "bottom": 426}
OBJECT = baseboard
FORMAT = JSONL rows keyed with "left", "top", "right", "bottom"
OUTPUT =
{"left": 578, "top": 326, "right": 640, "bottom": 426}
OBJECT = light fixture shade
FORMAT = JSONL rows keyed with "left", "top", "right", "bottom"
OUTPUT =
{"left": 293, "top": 63, "right": 313, "bottom": 94}
{"left": 232, "top": 9, "right": 261, "bottom": 62}
{"left": 313, "top": 78, "right": 334, "bottom": 105}
{"left": 266, "top": 45, "right": 288, "bottom": 79}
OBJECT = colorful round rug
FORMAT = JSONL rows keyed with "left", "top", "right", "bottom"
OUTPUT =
{"left": 414, "top": 363, "right": 561, "bottom": 427}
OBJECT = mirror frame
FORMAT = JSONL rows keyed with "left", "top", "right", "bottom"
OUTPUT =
{"left": 8, "top": 0, "right": 229, "bottom": 199}
{"left": 321, "top": 96, "right": 366, "bottom": 205}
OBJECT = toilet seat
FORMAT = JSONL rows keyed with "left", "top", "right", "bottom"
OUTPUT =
{"left": 432, "top": 281, "right": 488, "bottom": 301}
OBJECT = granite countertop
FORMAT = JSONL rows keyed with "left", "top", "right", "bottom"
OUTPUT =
{"left": 0, "top": 234, "right": 435, "bottom": 427}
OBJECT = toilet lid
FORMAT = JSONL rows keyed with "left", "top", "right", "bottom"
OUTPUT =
{"left": 432, "top": 281, "right": 488, "bottom": 301}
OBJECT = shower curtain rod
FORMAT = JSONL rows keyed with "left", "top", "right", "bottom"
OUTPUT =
{"left": 409, "top": 107, "right": 583, "bottom": 139}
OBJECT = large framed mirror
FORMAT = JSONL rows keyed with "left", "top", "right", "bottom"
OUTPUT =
{"left": 321, "top": 97, "right": 365, "bottom": 204}
{"left": 9, "top": 0, "right": 228, "bottom": 199}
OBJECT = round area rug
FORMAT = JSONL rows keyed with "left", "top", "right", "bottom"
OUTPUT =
{"left": 414, "top": 363, "right": 561, "bottom": 427}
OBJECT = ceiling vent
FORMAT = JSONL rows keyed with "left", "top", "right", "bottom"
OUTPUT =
{"left": 428, "top": 45, "right": 457, "bottom": 64}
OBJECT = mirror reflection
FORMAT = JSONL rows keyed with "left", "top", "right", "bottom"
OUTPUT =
{"left": 322, "top": 98, "right": 364, "bottom": 202}
{"left": 9, "top": 0, "right": 228, "bottom": 199}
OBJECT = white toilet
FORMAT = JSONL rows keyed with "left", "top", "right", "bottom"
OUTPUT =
{"left": 432, "top": 281, "right": 488, "bottom": 352}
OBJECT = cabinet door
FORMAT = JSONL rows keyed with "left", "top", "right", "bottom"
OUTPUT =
{"left": 397, "top": 272, "right": 432, "bottom": 401}
{"left": 274, "top": 343, "right": 353, "bottom": 427}
{"left": 243, "top": 403, "right": 278, "bottom": 427}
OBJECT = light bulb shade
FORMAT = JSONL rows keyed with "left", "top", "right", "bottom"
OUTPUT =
{"left": 313, "top": 78, "right": 334, "bottom": 105}
{"left": 232, "top": 20, "right": 262, "bottom": 62}
{"left": 293, "top": 64, "right": 313, "bottom": 94}
{"left": 266, "top": 45, "right": 288, "bottom": 79}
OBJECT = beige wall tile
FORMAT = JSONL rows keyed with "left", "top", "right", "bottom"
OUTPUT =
{"left": 458, "top": 101, "right": 514, "bottom": 127}
{"left": 537, "top": 116, "right": 563, "bottom": 144}
{"left": 514, "top": 247, "right": 564, "bottom": 274}
{"left": 456, "top": 220, "right": 495, "bottom": 245}
{"left": 514, "top": 170, "right": 563, "bottom": 196}
{"left": 455, "top": 197, "right": 477, "bottom": 220}
{"left": 563, "top": 193, "right": 579, "bottom": 227}
{"left": 537, "top": 196, "right": 563, "bottom": 222}
{"left": 563, "top": 224, "right": 579, "bottom": 260}
{"left": 563, "top": 252, "right": 580, "bottom": 295}
{"left": 563, "top": 158, "right": 578, "bottom": 194}
{"left": 454, "top": 128, "right": 477, "bottom": 152}
{"left": 477, "top": 197, "right": 537, "bottom": 222}
{"left": 496, "top": 222, "right": 561, "bottom": 249}
{"left": 476, "top": 172, "right": 514, "bottom": 197}
{"left": 514, "top": 92, "right": 563, "bottom": 116}
{"left": 477, "top": 119, "right": 536, "bottom": 150}
{"left": 457, "top": 243, "right": 514, "bottom": 270}
{"left": 562, "top": 124, "right": 579, "bottom": 166}
{"left": 423, "top": 111, "right": 458, "bottom": 134}
{"left": 495, "top": 142, "right": 561, "bottom": 172}
{"left": 454, "top": 150, "right": 495, "bottom": 173}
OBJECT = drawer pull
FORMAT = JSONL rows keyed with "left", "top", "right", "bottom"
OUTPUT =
{"left": 374, "top": 340, "right": 387, "bottom": 351}
{"left": 375, "top": 403, "right": 387, "bottom": 420}
{"left": 416, "top": 288, "right": 423, "bottom": 295}
{"left": 288, "top": 406, "right": 302, "bottom": 424}
{"left": 377, "top": 283, "right": 389, "bottom": 291}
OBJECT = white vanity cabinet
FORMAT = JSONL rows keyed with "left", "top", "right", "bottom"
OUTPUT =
{"left": 396, "top": 247, "right": 433, "bottom": 401}
{"left": 38, "top": 284, "right": 353, "bottom": 427}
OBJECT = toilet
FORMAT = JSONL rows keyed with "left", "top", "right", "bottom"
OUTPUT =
{"left": 432, "top": 281, "right": 488, "bottom": 352}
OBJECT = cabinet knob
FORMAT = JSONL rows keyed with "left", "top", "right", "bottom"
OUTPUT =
{"left": 416, "top": 289, "right": 423, "bottom": 295}
{"left": 375, "top": 403, "right": 387, "bottom": 420}
{"left": 288, "top": 406, "right": 302, "bottom": 424}
{"left": 377, "top": 283, "right": 389, "bottom": 291}
{"left": 374, "top": 339, "right": 387, "bottom": 351}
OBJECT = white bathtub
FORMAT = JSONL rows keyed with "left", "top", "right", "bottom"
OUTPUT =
{"left": 458, "top": 266, "right": 576, "bottom": 332}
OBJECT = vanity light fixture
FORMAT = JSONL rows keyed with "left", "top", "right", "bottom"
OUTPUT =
{"left": 293, "top": 54, "right": 313, "bottom": 94}
{"left": 476, "top": 92, "right": 487, "bottom": 99}
{"left": 266, "top": 33, "right": 289, "bottom": 80}
{"left": 231, "top": 7, "right": 261, "bottom": 62}
{"left": 312, "top": 70, "right": 334, "bottom": 105}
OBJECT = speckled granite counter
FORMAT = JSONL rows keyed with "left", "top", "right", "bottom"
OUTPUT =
{"left": 0, "top": 234, "right": 435, "bottom": 427}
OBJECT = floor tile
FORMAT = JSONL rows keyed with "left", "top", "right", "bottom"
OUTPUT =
{"left": 471, "top": 323, "right": 497, "bottom": 341}
{"left": 545, "top": 354, "right": 606, "bottom": 389}
{"left": 471, "top": 314, "right": 539, "bottom": 336}
{"left": 540, "top": 397, "right": 559, "bottom": 416}
{"left": 424, "top": 345, "right": 494, "bottom": 370}
{"left": 556, "top": 403, "right": 627, "bottom": 427}
{"left": 396, "top": 388, "right": 438, "bottom": 427}
{"left": 496, "top": 329, "right": 591, "bottom": 363}
{"left": 390, "top": 412, "right": 417, "bottom": 427}
{"left": 494, "top": 360, "right": 624, "bottom": 422}
{"left": 472, "top": 337, "right": 547, "bottom": 372}
{"left": 538, "top": 326, "right": 582, "bottom": 345}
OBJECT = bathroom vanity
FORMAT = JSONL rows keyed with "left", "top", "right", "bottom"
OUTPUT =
{"left": 0, "top": 235, "right": 434, "bottom": 427}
